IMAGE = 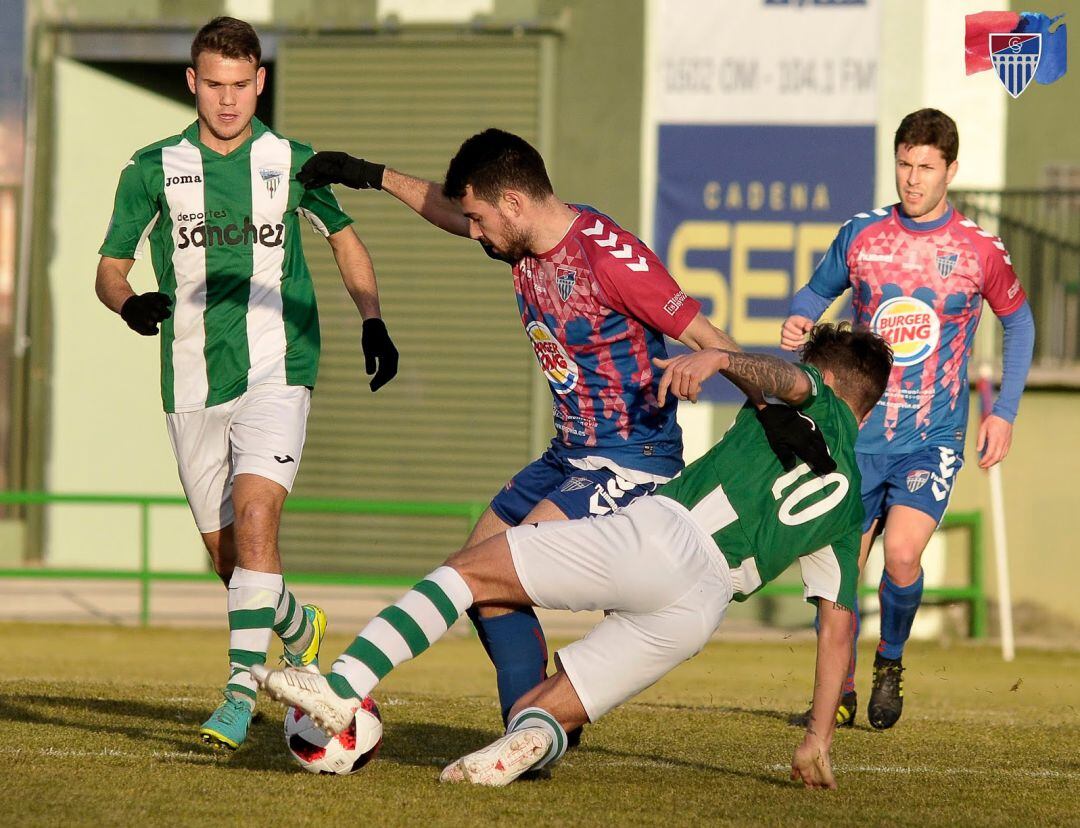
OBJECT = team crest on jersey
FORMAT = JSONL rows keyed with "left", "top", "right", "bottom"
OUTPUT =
{"left": 935, "top": 250, "right": 960, "bottom": 279}
{"left": 259, "top": 167, "right": 284, "bottom": 197}
{"left": 555, "top": 266, "right": 577, "bottom": 302}
{"left": 870, "top": 296, "right": 941, "bottom": 367}
{"left": 906, "top": 469, "right": 931, "bottom": 493}
{"left": 526, "top": 321, "right": 579, "bottom": 395}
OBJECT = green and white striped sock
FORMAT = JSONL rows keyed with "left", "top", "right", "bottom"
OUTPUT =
{"left": 273, "top": 585, "right": 312, "bottom": 655}
{"left": 506, "top": 707, "right": 568, "bottom": 769}
{"left": 328, "top": 565, "right": 473, "bottom": 700}
{"left": 226, "top": 567, "right": 283, "bottom": 707}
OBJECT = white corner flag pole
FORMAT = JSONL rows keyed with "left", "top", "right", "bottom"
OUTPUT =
{"left": 979, "top": 363, "right": 1015, "bottom": 662}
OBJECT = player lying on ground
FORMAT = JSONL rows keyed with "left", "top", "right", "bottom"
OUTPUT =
{"left": 254, "top": 324, "right": 893, "bottom": 789}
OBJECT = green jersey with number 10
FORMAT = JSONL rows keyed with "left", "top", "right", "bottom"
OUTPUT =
{"left": 100, "top": 118, "right": 353, "bottom": 413}
{"left": 656, "top": 364, "right": 863, "bottom": 609}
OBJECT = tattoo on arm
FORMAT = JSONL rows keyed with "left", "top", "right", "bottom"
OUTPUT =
{"left": 723, "top": 352, "right": 805, "bottom": 401}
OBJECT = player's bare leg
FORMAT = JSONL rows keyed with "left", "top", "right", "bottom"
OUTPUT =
{"left": 231, "top": 473, "right": 288, "bottom": 574}
{"left": 469, "top": 499, "right": 569, "bottom": 725}
{"left": 508, "top": 669, "right": 589, "bottom": 733}
{"left": 201, "top": 474, "right": 322, "bottom": 749}
{"left": 201, "top": 524, "right": 237, "bottom": 586}
{"left": 880, "top": 506, "right": 936, "bottom": 588}
{"left": 463, "top": 505, "right": 512, "bottom": 547}
{"left": 870, "top": 506, "right": 937, "bottom": 729}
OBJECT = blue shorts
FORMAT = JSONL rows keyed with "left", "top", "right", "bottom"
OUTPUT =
{"left": 857, "top": 446, "right": 964, "bottom": 533}
{"left": 489, "top": 449, "right": 661, "bottom": 525}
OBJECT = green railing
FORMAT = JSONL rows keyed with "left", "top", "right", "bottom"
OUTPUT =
{"left": 754, "top": 511, "right": 986, "bottom": 638}
{"left": 0, "top": 492, "right": 984, "bottom": 637}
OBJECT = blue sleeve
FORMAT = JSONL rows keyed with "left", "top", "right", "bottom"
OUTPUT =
{"left": 789, "top": 284, "right": 834, "bottom": 322}
{"left": 993, "top": 300, "right": 1035, "bottom": 422}
{"left": 806, "top": 222, "right": 856, "bottom": 302}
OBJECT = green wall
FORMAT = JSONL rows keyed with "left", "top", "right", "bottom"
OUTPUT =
{"left": 1005, "top": 1, "right": 1079, "bottom": 188}
{"left": 540, "top": 0, "right": 644, "bottom": 231}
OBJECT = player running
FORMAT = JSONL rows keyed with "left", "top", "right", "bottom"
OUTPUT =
{"left": 252, "top": 323, "right": 892, "bottom": 790}
{"left": 94, "top": 17, "right": 399, "bottom": 750}
{"left": 781, "top": 108, "right": 1035, "bottom": 730}
{"left": 293, "top": 128, "right": 833, "bottom": 730}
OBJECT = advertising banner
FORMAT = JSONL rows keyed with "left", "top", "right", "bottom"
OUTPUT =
{"left": 647, "top": 0, "right": 881, "bottom": 400}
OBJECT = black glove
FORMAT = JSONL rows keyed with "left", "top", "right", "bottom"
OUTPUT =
{"left": 756, "top": 403, "right": 837, "bottom": 476}
{"left": 120, "top": 292, "right": 172, "bottom": 336}
{"left": 361, "top": 318, "right": 398, "bottom": 392}
{"left": 297, "top": 152, "right": 385, "bottom": 191}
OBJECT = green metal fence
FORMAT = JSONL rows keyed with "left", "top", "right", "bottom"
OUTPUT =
{"left": 0, "top": 491, "right": 985, "bottom": 636}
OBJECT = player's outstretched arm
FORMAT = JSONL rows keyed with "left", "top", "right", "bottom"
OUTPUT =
{"left": 652, "top": 349, "right": 834, "bottom": 475}
{"left": 381, "top": 168, "right": 470, "bottom": 237}
{"left": 296, "top": 151, "right": 469, "bottom": 237}
{"left": 327, "top": 228, "right": 398, "bottom": 392}
{"left": 791, "top": 599, "right": 850, "bottom": 790}
{"left": 721, "top": 351, "right": 812, "bottom": 405}
{"left": 653, "top": 349, "right": 811, "bottom": 407}
{"left": 96, "top": 256, "right": 172, "bottom": 336}
{"left": 677, "top": 313, "right": 739, "bottom": 353}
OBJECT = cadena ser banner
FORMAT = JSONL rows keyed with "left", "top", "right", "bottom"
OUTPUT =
{"left": 645, "top": 0, "right": 881, "bottom": 401}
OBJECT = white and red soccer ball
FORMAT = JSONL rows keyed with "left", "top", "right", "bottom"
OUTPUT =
{"left": 284, "top": 696, "right": 382, "bottom": 775}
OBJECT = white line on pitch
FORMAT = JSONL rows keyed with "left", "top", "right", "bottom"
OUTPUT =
{"left": 766, "top": 763, "right": 1078, "bottom": 779}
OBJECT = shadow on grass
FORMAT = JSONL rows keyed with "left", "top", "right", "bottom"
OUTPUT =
{"left": 209, "top": 718, "right": 504, "bottom": 776}
{"left": 575, "top": 743, "right": 792, "bottom": 789}
{"left": 0, "top": 692, "right": 211, "bottom": 754}
{"left": 631, "top": 701, "right": 881, "bottom": 733}
{"left": 378, "top": 721, "right": 502, "bottom": 767}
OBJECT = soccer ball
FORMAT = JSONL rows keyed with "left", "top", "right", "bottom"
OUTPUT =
{"left": 283, "top": 697, "right": 382, "bottom": 775}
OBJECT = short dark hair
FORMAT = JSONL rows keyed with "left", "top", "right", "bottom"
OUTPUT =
{"left": 191, "top": 16, "right": 261, "bottom": 67}
{"left": 442, "top": 128, "right": 554, "bottom": 204}
{"left": 800, "top": 323, "right": 892, "bottom": 418}
{"left": 894, "top": 108, "right": 959, "bottom": 166}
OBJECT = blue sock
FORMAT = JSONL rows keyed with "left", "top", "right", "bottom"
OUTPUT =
{"left": 816, "top": 597, "right": 860, "bottom": 694}
{"left": 469, "top": 608, "right": 549, "bottom": 724}
{"left": 878, "top": 569, "right": 923, "bottom": 660}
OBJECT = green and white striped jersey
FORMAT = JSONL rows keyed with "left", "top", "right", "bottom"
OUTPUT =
{"left": 100, "top": 118, "right": 353, "bottom": 413}
{"left": 656, "top": 365, "right": 863, "bottom": 609}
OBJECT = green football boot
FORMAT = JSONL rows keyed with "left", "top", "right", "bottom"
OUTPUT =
{"left": 199, "top": 691, "right": 253, "bottom": 750}
{"left": 282, "top": 604, "right": 327, "bottom": 672}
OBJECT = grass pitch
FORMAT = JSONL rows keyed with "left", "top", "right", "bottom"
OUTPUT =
{"left": 2, "top": 623, "right": 1077, "bottom": 827}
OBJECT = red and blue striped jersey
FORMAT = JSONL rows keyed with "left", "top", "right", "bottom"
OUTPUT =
{"left": 511, "top": 206, "right": 701, "bottom": 479}
{"left": 808, "top": 204, "right": 1026, "bottom": 454}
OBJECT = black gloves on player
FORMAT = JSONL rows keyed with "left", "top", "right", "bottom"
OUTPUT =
{"left": 297, "top": 152, "right": 386, "bottom": 191}
{"left": 756, "top": 403, "right": 837, "bottom": 476}
{"left": 361, "top": 318, "right": 399, "bottom": 393}
{"left": 120, "top": 292, "right": 173, "bottom": 336}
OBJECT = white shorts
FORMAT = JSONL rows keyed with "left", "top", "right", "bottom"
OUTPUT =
{"left": 506, "top": 496, "right": 733, "bottom": 722}
{"left": 165, "top": 383, "right": 311, "bottom": 533}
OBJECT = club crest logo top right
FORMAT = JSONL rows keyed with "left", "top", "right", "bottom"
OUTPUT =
{"left": 965, "top": 11, "right": 1068, "bottom": 97}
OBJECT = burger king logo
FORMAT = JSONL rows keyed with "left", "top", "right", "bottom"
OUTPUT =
{"left": 870, "top": 296, "right": 940, "bottom": 366}
{"left": 526, "top": 321, "right": 579, "bottom": 395}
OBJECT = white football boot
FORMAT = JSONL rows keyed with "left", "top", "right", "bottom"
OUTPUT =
{"left": 439, "top": 727, "right": 553, "bottom": 787}
{"left": 250, "top": 664, "right": 359, "bottom": 735}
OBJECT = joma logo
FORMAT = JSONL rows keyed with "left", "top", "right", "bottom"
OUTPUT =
{"left": 165, "top": 174, "right": 203, "bottom": 187}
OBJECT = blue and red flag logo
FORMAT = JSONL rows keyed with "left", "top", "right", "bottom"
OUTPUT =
{"left": 965, "top": 11, "right": 1067, "bottom": 97}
